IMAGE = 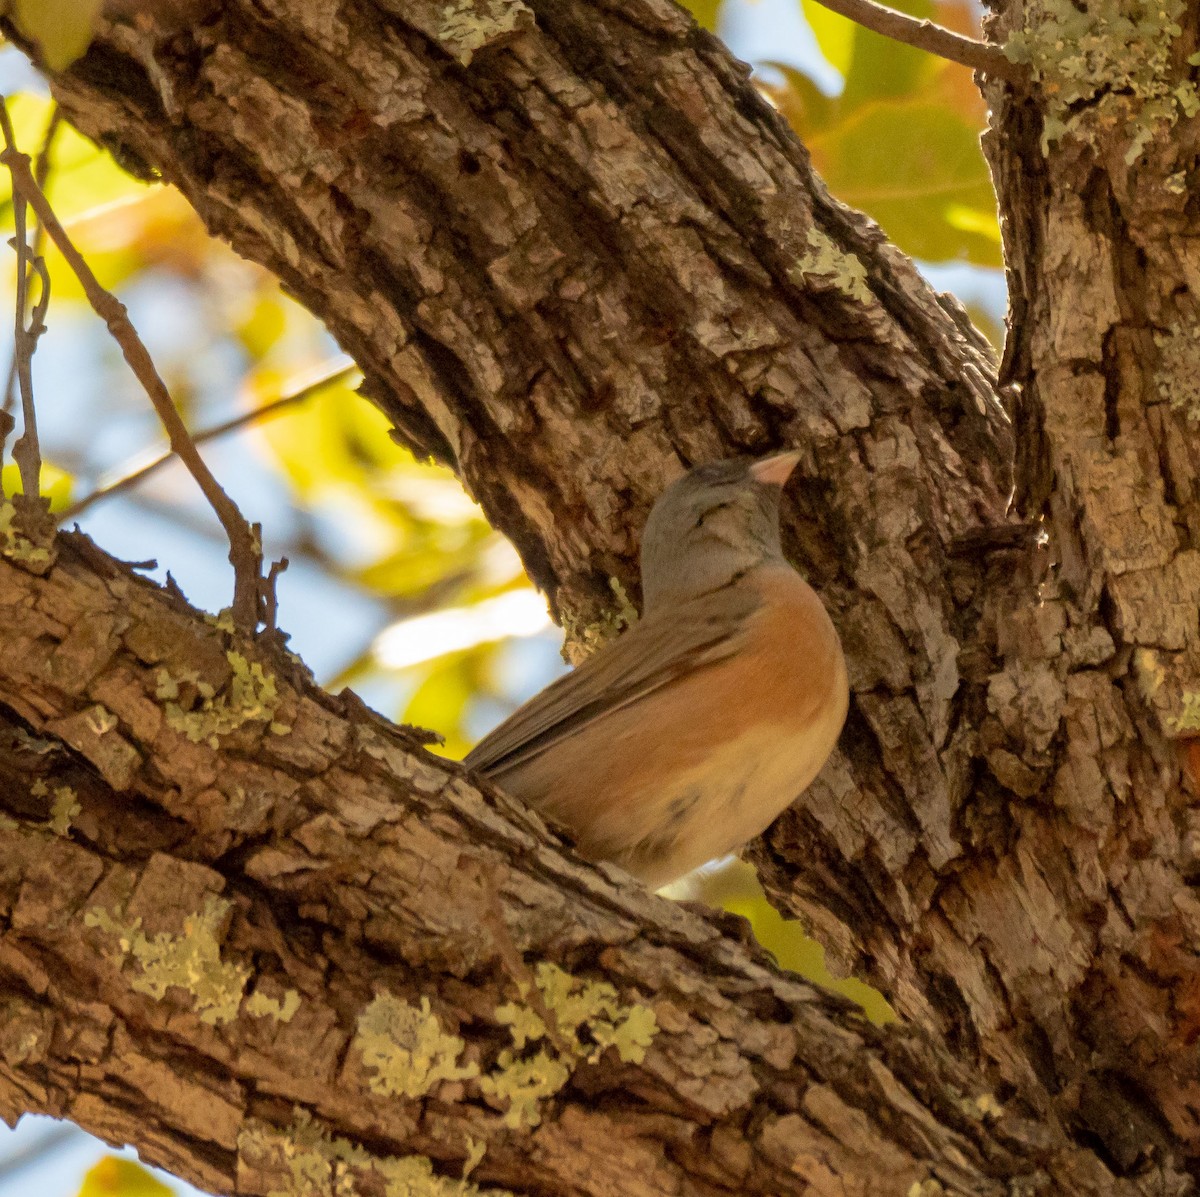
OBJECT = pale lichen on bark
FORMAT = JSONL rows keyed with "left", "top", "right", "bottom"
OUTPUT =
{"left": 788, "top": 226, "right": 873, "bottom": 304}
{"left": 1154, "top": 321, "right": 1200, "bottom": 421}
{"left": 481, "top": 962, "right": 658, "bottom": 1127}
{"left": 244, "top": 986, "right": 302, "bottom": 1023}
{"left": 84, "top": 895, "right": 251, "bottom": 1026}
{"left": 354, "top": 993, "right": 480, "bottom": 1098}
{"left": 0, "top": 500, "right": 51, "bottom": 567}
{"left": 240, "top": 1109, "right": 504, "bottom": 1197}
{"left": 158, "top": 651, "right": 288, "bottom": 747}
{"left": 436, "top": 0, "right": 534, "bottom": 66}
{"left": 1004, "top": 0, "right": 1200, "bottom": 159}
{"left": 29, "top": 779, "right": 81, "bottom": 836}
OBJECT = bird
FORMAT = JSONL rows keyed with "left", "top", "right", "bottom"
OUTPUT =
{"left": 465, "top": 452, "right": 849, "bottom": 888}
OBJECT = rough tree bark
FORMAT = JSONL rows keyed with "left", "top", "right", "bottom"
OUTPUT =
{"left": 0, "top": 0, "right": 1196, "bottom": 1193}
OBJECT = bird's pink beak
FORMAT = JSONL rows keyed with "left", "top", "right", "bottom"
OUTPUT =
{"left": 749, "top": 450, "right": 801, "bottom": 487}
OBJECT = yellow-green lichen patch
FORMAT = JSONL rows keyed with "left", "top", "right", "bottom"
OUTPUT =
{"left": 1168, "top": 690, "right": 1200, "bottom": 734}
{"left": 0, "top": 500, "right": 52, "bottom": 567}
{"left": 789, "top": 227, "right": 872, "bottom": 305}
{"left": 84, "top": 895, "right": 250, "bottom": 1025}
{"left": 30, "top": 779, "right": 80, "bottom": 836}
{"left": 437, "top": 0, "right": 534, "bottom": 66}
{"left": 509, "top": 962, "right": 659, "bottom": 1065}
{"left": 461, "top": 1139, "right": 484, "bottom": 1180}
{"left": 85, "top": 704, "right": 119, "bottom": 736}
{"left": 354, "top": 993, "right": 479, "bottom": 1098}
{"left": 607, "top": 577, "right": 638, "bottom": 634}
{"left": 203, "top": 609, "right": 238, "bottom": 635}
{"left": 246, "top": 987, "right": 302, "bottom": 1023}
{"left": 479, "top": 1047, "right": 571, "bottom": 1129}
{"left": 483, "top": 962, "right": 658, "bottom": 1127}
{"left": 1005, "top": 0, "right": 1200, "bottom": 161}
{"left": 560, "top": 579, "right": 639, "bottom": 663}
{"left": 0, "top": 996, "right": 49, "bottom": 1067}
{"left": 1135, "top": 647, "right": 1166, "bottom": 700}
{"left": 1154, "top": 322, "right": 1200, "bottom": 422}
{"left": 240, "top": 1109, "right": 509, "bottom": 1197}
{"left": 163, "top": 651, "right": 281, "bottom": 748}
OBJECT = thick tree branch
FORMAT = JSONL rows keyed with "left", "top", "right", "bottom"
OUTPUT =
{"left": 0, "top": 536, "right": 1130, "bottom": 1196}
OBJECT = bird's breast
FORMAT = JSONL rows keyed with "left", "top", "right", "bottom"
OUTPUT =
{"left": 524, "top": 566, "right": 849, "bottom": 887}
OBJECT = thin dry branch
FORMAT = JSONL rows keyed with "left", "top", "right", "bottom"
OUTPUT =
{"left": 2, "top": 103, "right": 61, "bottom": 428}
{"left": 806, "top": 0, "right": 1024, "bottom": 81}
{"left": 0, "top": 102, "right": 266, "bottom": 629}
{"left": 0, "top": 101, "right": 48, "bottom": 500}
{"left": 60, "top": 361, "right": 358, "bottom": 521}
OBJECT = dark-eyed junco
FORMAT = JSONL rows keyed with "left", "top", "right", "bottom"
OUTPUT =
{"left": 466, "top": 452, "right": 848, "bottom": 887}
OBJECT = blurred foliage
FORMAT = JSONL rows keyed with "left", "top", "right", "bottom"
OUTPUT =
{"left": 257, "top": 374, "right": 537, "bottom": 760}
{"left": 8, "top": 0, "right": 103, "bottom": 71}
{"left": 402, "top": 650, "right": 491, "bottom": 760}
{"left": 0, "top": 95, "right": 154, "bottom": 228}
{"left": 684, "top": 0, "right": 1002, "bottom": 266}
{"left": 689, "top": 0, "right": 723, "bottom": 29}
{"left": 2, "top": 460, "right": 73, "bottom": 509}
{"left": 671, "top": 860, "right": 895, "bottom": 1024}
{"left": 75, "top": 1157, "right": 173, "bottom": 1197}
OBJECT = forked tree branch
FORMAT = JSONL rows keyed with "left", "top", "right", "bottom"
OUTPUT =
{"left": 0, "top": 101, "right": 267, "bottom": 628}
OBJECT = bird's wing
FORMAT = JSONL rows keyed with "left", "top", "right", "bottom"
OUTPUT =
{"left": 464, "top": 582, "right": 762, "bottom": 778}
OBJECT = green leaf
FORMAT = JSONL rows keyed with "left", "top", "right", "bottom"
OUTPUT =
{"left": 12, "top": 0, "right": 104, "bottom": 70}
{"left": 233, "top": 291, "right": 289, "bottom": 361}
{"left": 76, "top": 1156, "right": 174, "bottom": 1197}
{"left": 671, "top": 860, "right": 895, "bottom": 1025}
{"left": 681, "top": 0, "right": 721, "bottom": 31}
{"left": 798, "top": 0, "right": 976, "bottom": 107}
{"left": 760, "top": 63, "right": 837, "bottom": 139}
{"left": 840, "top": 0, "right": 940, "bottom": 107}
{"left": 401, "top": 649, "right": 494, "bottom": 760}
{"left": 808, "top": 98, "right": 1001, "bottom": 265}
{"left": 798, "top": 0, "right": 855, "bottom": 76}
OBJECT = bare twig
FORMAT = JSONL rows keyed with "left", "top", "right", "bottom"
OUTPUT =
{"left": 806, "top": 0, "right": 1025, "bottom": 82}
{"left": 3, "top": 105, "right": 61, "bottom": 429}
{"left": 262, "top": 555, "right": 289, "bottom": 633}
{"left": 0, "top": 99, "right": 264, "bottom": 629}
{"left": 60, "top": 362, "right": 357, "bottom": 521}
{"left": 0, "top": 101, "right": 49, "bottom": 500}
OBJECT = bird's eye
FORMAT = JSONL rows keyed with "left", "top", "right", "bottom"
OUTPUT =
{"left": 695, "top": 500, "right": 734, "bottom": 528}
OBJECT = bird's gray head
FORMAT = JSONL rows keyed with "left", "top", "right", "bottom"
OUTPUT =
{"left": 639, "top": 451, "right": 799, "bottom": 612}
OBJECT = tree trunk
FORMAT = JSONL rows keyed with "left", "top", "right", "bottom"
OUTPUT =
{"left": 0, "top": 0, "right": 1196, "bottom": 1192}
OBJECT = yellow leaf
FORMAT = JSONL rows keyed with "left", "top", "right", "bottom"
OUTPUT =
{"left": 76, "top": 1156, "right": 174, "bottom": 1197}
{"left": 13, "top": 0, "right": 104, "bottom": 71}
{"left": 2, "top": 460, "right": 75, "bottom": 511}
{"left": 670, "top": 860, "right": 897, "bottom": 1025}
